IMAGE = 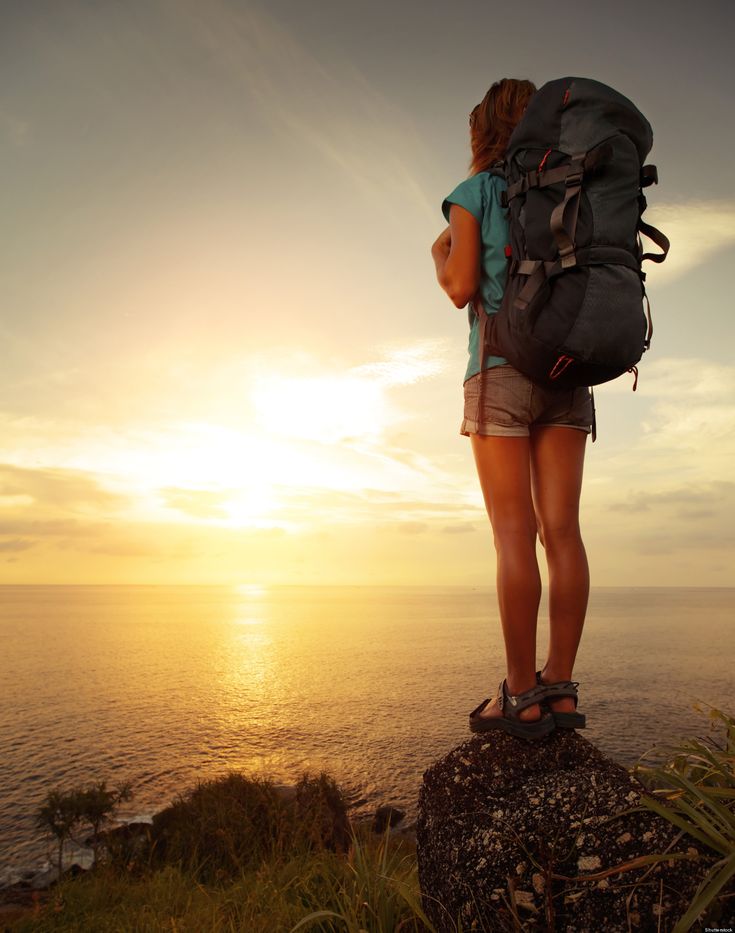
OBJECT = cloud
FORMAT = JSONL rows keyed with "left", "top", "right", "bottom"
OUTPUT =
{"left": 610, "top": 481, "right": 734, "bottom": 518}
{"left": 0, "top": 538, "right": 35, "bottom": 552}
{"left": 169, "top": 0, "right": 437, "bottom": 224}
{"left": 581, "top": 358, "right": 735, "bottom": 579}
{"left": 271, "top": 485, "right": 478, "bottom": 527}
{"left": 636, "top": 361, "right": 735, "bottom": 476}
{"left": 597, "top": 358, "right": 735, "bottom": 460}
{"left": 644, "top": 200, "right": 735, "bottom": 285}
{"left": 0, "top": 463, "right": 129, "bottom": 513}
{"left": 397, "top": 521, "right": 428, "bottom": 534}
{"left": 352, "top": 341, "right": 447, "bottom": 387}
{"left": 0, "top": 518, "right": 88, "bottom": 537}
{"left": 633, "top": 357, "right": 735, "bottom": 401}
{"left": 250, "top": 340, "right": 449, "bottom": 445}
{"left": 159, "top": 486, "right": 231, "bottom": 519}
{"left": 441, "top": 523, "right": 477, "bottom": 534}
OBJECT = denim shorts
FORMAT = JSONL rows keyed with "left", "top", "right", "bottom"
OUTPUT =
{"left": 461, "top": 364, "right": 594, "bottom": 437}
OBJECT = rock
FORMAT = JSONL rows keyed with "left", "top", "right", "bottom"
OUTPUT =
{"left": 372, "top": 805, "right": 406, "bottom": 834}
{"left": 29, "top": 866, "right": 57, "bottom": 891}
{"left": 416, "top": 730, "right": 724, "bottom": 932}
{"left": 92, "top": 820, "right": 153, "bottom": 844}
{"left": 100, "top": 821, "right": 153, "bottom": 846}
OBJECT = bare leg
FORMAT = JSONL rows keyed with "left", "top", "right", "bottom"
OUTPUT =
{"left": 470, "top": 434, "right": 542, "bottom": 722}
{"left": 530, "top": 426, "right": 589, "bottom": 713}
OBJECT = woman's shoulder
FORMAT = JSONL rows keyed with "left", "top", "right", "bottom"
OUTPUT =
{"left": 475, "top": 169, "right": 507, "bottom": 192}
{"left": 463, "top": 171, "right": 506, "bottom": 207}
{"left": 442, "top": 170, "right": 505, "bottom": 220}
{"left": 446, "top": 172, "right": 505, "bottom": 205}
{"left": 455, "top": 169, "right": 504, "bottom": 186}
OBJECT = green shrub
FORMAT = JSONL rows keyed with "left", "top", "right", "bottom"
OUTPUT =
{"left": 144, "top": 769, "right": 352, "bottom": 884}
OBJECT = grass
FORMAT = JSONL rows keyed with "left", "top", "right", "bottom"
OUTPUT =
{"left": 11, "top": 771, "right": 439, "bottom": 933}
{"left": 10, "top": 825, "right": 436, "bottom": 932}
{"left": 632, "top": 704, "right": 735, "bottom": 932}
{"left": 10, "top": 707, "right": 735, "bottom": 932}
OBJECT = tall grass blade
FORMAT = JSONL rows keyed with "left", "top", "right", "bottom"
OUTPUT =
{"left": 672, "top": 854, "right": 735, "bottom": 933}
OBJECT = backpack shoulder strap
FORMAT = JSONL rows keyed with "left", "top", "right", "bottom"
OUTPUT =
{"left": 488, "top": 159, "right": 506, "bottom": 180}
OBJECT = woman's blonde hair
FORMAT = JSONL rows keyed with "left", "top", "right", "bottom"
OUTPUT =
{"left": 469, "top": 78, "right": 537, "bottom": 174}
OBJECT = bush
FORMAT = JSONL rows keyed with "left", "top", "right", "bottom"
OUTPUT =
{"left": 144, "top": 769, "right": 351, "bottom": 884}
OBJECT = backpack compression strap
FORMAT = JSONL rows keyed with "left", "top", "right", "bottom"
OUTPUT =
{"left": 503, "top": 144, "right": 612, "bottom": 205}
{"left": 549, "top": 152, "right": 586, "bottom": 268}
{"left": 636, "top": 167, "right": 670, "bottom": 352}
{"left": 511, "top": 152, "right": 588, "bottom": 312}
{"left": 637, "top": 169, "right": 670, "bottom": 264}
{"left": 638, "top": 219, "right": 670, "bottom": 262}
{"left": 511, "top": 152, "right": 667, "bottom": 314}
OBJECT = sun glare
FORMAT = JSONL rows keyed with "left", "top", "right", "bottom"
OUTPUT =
{"left": 234, "top": 583, "right": 268, "bottom": 598}
{"left": 251, "top": 372, "right": 386, "bottom": 442}
{"left": 50, "top": 362, "right": 419, "bottom": 533}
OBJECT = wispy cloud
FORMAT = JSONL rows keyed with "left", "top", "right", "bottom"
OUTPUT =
{"left": 609, "top": 481, "right": 735, "bottom": 555}
{"left": 644, "top": 200, "right": 735, "bottom": 284}
{"left": 352, "top": 341, "right": 447, "bottom": 386}
{"left": 169, "top": 0, "right": 437, "bottom": 224}
{"left": 0, "top": 340, "right": 464, "bottom": 540}
{"left": 582, "top": 358, "right": 735, "bottom": 579}
{"left": 250, "top": 339, "right": 449, "bottom": 444}
{"left": 0, "top": 538, "right": 35, "bottom": 552}
{"left": 0, "top": 463, "right": 129, "bottom": 514}
{"left": 633, "top": 360, "right": 735, "bottom": 472}
{"left": 159, "top": 487, "right": 231, "bottom": 520}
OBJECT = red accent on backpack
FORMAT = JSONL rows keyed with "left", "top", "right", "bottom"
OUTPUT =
{"left": 549, "top": 354, "right": 575, "bottom": 380}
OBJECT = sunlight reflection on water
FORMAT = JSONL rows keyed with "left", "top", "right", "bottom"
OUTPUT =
{"left": 1, "top": 584, "right": 733, "bottom": 882}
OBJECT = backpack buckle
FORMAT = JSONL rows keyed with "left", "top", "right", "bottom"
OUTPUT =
{"left": 558, "top": 244, "right": 577, "bottom": 268}
{"left": 565, "top": 153, "right": 586, "bottom": 187}
{"left": 641, "top": 164, "right": 658, "bottom": 187}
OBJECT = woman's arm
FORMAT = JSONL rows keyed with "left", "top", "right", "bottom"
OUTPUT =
{"left": 431, "top": 204, "right": 481, "bottom": 308}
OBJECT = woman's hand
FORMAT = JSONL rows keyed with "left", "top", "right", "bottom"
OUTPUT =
{"left": 431, "top": 205, "right": 481, "bottom": 308}
{"left": 431, "top": 226, "right": 452, "bottom": 258}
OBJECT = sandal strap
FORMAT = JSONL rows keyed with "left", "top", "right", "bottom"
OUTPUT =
{"left": 535, "top": 672, "right": 580, "bottom": 705}
{"left": 469, "top": 697, "right": 492, "bottom": 719}
{"left": 497, "top": 679, "right": 550, "bottom": 717}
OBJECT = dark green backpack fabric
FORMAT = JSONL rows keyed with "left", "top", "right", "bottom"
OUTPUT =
{"left": 482, "top": 76, "right": 669, "bottom": 391}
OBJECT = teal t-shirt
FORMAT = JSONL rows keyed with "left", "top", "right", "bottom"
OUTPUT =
{"left": 441, "top": 171, "right": 509, "bottom": 382}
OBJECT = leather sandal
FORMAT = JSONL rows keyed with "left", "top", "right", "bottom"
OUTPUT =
{"left": 535, "top": 670, "right": 586, "bottom": 729}
{"left": 469, "top": 679, "right": 555, "bottom": 739}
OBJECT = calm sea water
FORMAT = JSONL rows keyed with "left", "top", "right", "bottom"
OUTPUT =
{"left": 1, "top": 585, "right": 733, "bottom": 886}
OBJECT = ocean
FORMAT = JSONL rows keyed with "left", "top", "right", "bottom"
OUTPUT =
{"left": 1, "top": 584, "right": 733, "bottom": 886}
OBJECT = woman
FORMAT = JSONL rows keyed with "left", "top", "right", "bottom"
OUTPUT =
{"left": 431, "top": 79, "right": 593, "bottom": 740}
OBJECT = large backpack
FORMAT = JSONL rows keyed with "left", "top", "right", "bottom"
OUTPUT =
{"left": 481, "top": 76, "right": 669, "bottom": 395}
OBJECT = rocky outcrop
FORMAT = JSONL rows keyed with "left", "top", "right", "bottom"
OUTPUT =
{"left": 416, "top": 729, "right": 722, "bottom": 932}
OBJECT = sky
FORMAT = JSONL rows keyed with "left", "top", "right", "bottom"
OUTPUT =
{"left": 1, "top": 0, "right": 734, "bottom": 586}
